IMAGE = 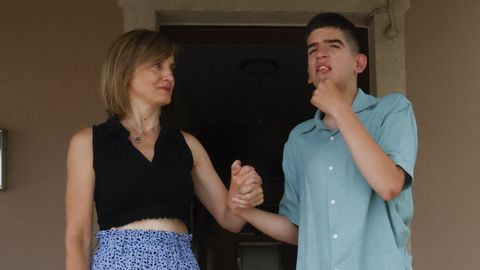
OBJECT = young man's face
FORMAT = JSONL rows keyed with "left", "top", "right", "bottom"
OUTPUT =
{"left": 306, "top": 27, "right": 366, "bottom": 89}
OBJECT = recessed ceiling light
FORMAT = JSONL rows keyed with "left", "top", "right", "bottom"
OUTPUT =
{"left": 239, "top": 58, "right": 279, "bottom": 74}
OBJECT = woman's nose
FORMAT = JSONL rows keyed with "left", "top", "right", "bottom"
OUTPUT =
{"left": 162, "top": 69, "right": 174, "bottom": 81}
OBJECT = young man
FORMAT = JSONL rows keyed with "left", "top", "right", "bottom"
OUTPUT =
{"left": 229, "top": 13, "right": 418, "bottom": 270}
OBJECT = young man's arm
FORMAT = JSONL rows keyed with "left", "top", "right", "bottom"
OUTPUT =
{"left": 334, "top": 107, "right": 405, "bottom": 200}
{"left": 230, "top": 135, "right": 300, "bottom": 245}
{"left": 312, "top": 80, "right": 415, "bottom": 201}
{"left": 232, "top": 207, "right": 298, "bottom": 245}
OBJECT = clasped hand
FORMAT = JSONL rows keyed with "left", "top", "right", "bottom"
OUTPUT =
{"left": 227, "top": 160, "right": 264, "bottom": 215}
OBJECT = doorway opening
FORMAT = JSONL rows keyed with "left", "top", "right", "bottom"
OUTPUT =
{"left": 161, "top": 25, "right": 369, "bottom": 270}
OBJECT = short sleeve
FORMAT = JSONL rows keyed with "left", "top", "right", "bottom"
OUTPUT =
{"left": 378, "top": 94, "right": 418, "bottom": 189}
{"left": 278, "top": 137, "right": 300, "bottom": 225}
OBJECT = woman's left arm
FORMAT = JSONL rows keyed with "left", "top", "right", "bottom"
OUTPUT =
{"left": 182, "top": 132, "right": 263, "bottom": 233}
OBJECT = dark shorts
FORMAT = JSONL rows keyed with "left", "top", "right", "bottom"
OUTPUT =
{"left": 91, "top": 229, "right": 200, "bottom": 270}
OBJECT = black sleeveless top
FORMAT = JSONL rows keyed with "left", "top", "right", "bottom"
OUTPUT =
{"left": 92, "top": 115, "right": 194, "bottom": 231}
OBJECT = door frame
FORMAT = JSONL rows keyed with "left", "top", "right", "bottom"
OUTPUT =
{"left": 117, "top": 0, "right": 410, "bottom": 97}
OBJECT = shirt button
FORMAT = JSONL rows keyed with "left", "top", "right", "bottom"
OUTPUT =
{"left": 330, "top": 199, "right": 336, "bottom": 205}
{"left": 329, "top": 136, "right": 335, "bottom": 141}
{"left": 328, "top": 166, "right": 334, "bottom": 171}
{"left": 332, "top": 234, "right": 338, "bottom": 239}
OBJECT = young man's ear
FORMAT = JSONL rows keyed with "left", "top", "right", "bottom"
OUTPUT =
{"left": 354, "top": 53, "right": 368, "bottom": 74}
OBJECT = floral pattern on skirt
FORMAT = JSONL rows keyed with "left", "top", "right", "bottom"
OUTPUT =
{"left": 91, "top": 229, "right": 200, "bottom": 270}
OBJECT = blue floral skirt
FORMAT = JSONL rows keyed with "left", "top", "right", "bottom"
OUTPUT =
{"left": 91, "top": 229, "right": 200, "bottom": 270}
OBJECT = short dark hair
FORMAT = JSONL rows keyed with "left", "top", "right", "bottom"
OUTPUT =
{"left": 305, "top": 13, "right": 361, "bottom": 54}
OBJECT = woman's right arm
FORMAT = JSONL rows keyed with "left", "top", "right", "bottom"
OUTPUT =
{"left": 65, "top": 128, "right": 95, "bottom": 270}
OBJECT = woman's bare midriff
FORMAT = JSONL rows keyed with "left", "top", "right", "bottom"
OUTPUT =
{"left": 113, "top": 218, "right": 188, "bottom": 233}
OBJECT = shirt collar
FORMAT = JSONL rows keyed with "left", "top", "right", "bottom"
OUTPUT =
{"left": 352, "top": 88, "right": 377, "bottom": 113}
{"left": 302, "top": 88, "right": 376, "bottom": 134}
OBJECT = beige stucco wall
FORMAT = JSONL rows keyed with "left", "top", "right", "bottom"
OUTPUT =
{"left": 0, "top": 0, "right": 479, "bottom": 269}
{"left": 0, "top": 1, "right": 122, "bottom": 269}
{"left": 406, "top": 0, "right": 480, "bottom": 269}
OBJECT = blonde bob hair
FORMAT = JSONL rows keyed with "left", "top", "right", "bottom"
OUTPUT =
{"left": 100, "top": 29, "right": 175, "bottom": 116}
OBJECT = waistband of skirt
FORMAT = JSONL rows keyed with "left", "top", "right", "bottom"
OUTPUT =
{"left": 95, "top": 229, "right": 192, "bottom": 246}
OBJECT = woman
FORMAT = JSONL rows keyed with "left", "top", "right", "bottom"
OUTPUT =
{"left": 65, "top": 30, "right": 263, "bottom": 270}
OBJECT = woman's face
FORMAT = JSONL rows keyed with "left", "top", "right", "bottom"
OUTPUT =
{"left": 129, "top": 56, "right": 175, "bottom": 107}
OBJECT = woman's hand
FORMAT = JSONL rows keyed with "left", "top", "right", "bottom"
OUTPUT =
{"left": 228, "top": 160, "right": 264, "bottom": 215}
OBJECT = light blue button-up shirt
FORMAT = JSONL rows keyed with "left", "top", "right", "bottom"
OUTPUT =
{"left": 279, "top": 89, "right": 418, "bottom": 270}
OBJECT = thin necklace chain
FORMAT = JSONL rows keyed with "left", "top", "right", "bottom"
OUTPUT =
{"left": 127, "top": 121, "right": 160, "bottom": 144}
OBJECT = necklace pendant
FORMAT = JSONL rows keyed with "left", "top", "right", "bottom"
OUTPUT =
{"left": 134, "top": 136, "right": 141, "bottom": 144}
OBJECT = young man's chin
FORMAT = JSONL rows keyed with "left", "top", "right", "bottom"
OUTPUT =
{"left": 313, "top": 77, "right": 328, "bottom": 86}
